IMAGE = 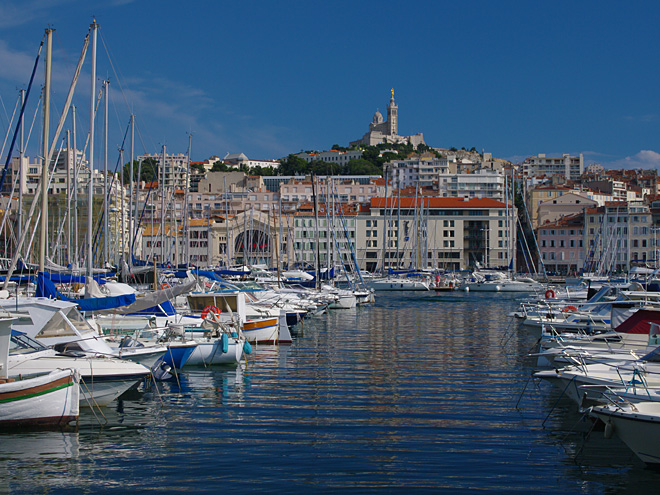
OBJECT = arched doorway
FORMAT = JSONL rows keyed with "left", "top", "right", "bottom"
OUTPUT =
{"left": 234, "top": 229, "right": 272, "bottom": 266}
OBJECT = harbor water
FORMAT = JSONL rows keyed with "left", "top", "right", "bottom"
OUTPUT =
{"left": 4, "top": 291, "right": 660, "bottom": 493}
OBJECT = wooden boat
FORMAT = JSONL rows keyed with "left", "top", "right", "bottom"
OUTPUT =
{"left": 0, "top": 316, "right": 79, "bottom": 427}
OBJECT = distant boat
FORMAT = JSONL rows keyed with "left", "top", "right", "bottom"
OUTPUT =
{"left": 369, "top": 276, "right": 430, "bottom": 291}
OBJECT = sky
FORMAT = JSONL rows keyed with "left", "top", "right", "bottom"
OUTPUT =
{"left": 0, "top": 0, "right": 659, "bottom": 170}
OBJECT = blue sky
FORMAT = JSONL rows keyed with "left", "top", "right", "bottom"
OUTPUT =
{"left": 0, "top": 0, "right": 659, "bottom": 170}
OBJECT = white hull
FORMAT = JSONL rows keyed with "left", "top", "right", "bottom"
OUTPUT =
{"left": 9, "top": 352, "right": 150, "bottom": 407}
{"left": 369, "top": 278, "right": 429, "bottom": 291}
{"left": 185, "top": 338, "right": 244, "bottom": 366}
{"left": 328, "top": 294, "right": 357, "bottom": 309}
{"left": 243, "top": 317, "right": 280, "bottom": 344}
{"left": 0, "top": 369, "right": 79, "bottom": 427}
{"left": 591, "top": 402, "right": 660, "bottom": 464}
{"left": 466, "top": 280, "right": 543, "bottom": 292}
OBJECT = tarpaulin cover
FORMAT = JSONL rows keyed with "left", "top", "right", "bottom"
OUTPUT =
{"left": 34, "top": 272, "right": 135, "bottom": 312}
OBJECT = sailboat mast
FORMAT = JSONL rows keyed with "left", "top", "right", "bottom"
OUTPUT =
{"left": 128, "top": 114, "right": 134, "bottom": 270}
{"left": 119, "top": 148, "right": 125, "bottom": 266}
{"left": 72, "top": 105, "right": 78, "bottom": 267}
{"left": 39, "top": 28, "right": 53, "bottom": 273}
{"left": 66, "top": 129, "right": 71, "bottom": 264}
{"left": 87, "top": 20, "right": 98, "bottom": 280}
{"left": 186, "top": 133, "right": 192, "bottom": 265}
{"left": 160, "top": 145, "right": 165, "bottom": 263}
{"left": 224, "top": 177, "right": 229, "bottom": 267}
{"left": 18, "top": 89, "right": 24, "bottom": 244}
{"left": 103, "top": 80, "right": 110, "bottom": 265}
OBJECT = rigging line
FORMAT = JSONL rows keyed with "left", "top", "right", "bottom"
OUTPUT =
{"left": 0, "top": 94, "right": 20, "bottom": 164}
{"left": 24, "top": 93, "right": 42, "bottom": 156}
{"left": 131, "top": 164, "right": 159, "bottom": 262}
{"left": 0, "top": 93, "right": 9, "bottom": 131}
{"left": 90, "top": 117, "right": 130, "bottom": 251}
{"left": 98, "top": 30, "right": 133, "bottom": 116}
{"left": 133, "top": 113, "right": 157, "bottom": 157}
{"left": 0, "top": 38, "right": 44, "bottom": 193}
{"left": 23, "top": 143, "right": 66, "bottom": 265}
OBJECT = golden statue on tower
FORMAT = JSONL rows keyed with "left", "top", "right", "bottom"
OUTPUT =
{"left": 391, "top": 88, "right": 394, "bottom": 98}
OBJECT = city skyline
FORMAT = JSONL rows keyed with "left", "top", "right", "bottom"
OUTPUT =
{"left": 0, "top": 1, "right": 659, "bottom": 170}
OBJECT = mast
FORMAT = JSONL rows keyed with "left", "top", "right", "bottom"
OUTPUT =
{"left": 312, "top": 174, "right": 320, "bottom": 289}
{"left": 72, "top": 105, "right": 78, "bottom": 268}
{"left": 87, "top": 20, "right": 98, "bottom": 282}
{"left": 103, "top": 80, "right": 109, "bottom": 265}
{"left": 224, "top": 177, "right": 229, "bottom": 266}
{"left": 119, "top": 147, "right": 125, "bottom": 266}
{"left": 380, "top": 169, "right": 389, "bottom": 275}
{"left": 128, "top": 114, "right": 134, "bottom": 270}
{"left": 18, "top": 89, "right": 25, "bottom": 244}
{"left": 39, "top": 28, "right": 53, "bottom": 273}
{"left": 66, "top": 129, "right": 71, "bottom": 264}
{"left": 186, "top": 133, "right": 192, "bottom": 265}
{"left": 160, "top": 145, "right": 166, "bottom": 264}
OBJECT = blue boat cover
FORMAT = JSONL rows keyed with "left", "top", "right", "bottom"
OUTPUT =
{"left": 34, "top": 272, "right": 135, "bottom": 312}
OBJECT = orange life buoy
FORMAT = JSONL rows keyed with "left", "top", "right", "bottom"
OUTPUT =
{"left": 545, "top": 289, "right": 555, "bottom": 299}
{"left": 160, "top": 283, "right": 170, "bottom": 290}
{"left": 201, "top": 305, "right": 222, "bottom": 320}
{"left": 563, "top": 305, "right": 578, "bottom": 313}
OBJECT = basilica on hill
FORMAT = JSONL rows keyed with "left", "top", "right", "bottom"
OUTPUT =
{"left": 350, "top": 89, "right": 425, "bottom": 148}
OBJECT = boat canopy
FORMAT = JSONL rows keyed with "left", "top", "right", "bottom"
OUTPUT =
{"left": 34, "top": 272, "right": 135, "bottom": 312}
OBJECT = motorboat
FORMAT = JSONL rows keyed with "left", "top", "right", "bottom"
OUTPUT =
{"left": 368, "top": 276, "right": 430, "bottom": 291}
{"left": 9, "top": 331, "right": 150, "bottom": 406}
{"left": 589, "top": 401, "right": 660, "bottom": 464}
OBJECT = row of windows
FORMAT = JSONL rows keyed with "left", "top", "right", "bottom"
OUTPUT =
{"left": 541, "top": 239, "right": 584, "bottom": 248}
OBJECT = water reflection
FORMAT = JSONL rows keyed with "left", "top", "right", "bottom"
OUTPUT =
{"left": 4, "top": 291, "right": 659, "bottom": 492}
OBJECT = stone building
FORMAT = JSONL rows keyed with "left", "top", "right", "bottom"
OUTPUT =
{"left": 350, "top": 89, "right": 425, "bottom": 148}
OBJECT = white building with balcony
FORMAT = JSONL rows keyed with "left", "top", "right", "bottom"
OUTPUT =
{"left": 521, "top": 153, "right": 584, "bottom": 181}
{"left": 437, "top": 169, "right": 505, "bottom": 200}
{"left": 385, "top": 155, "right": 449, "bottom": 190}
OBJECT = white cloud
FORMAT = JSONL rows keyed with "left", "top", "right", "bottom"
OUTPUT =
{"left": 602, "top": 150, "right": 660, "bottom": 170}
{"left": 0, "top": 40, "right": 41, "bottom": 84}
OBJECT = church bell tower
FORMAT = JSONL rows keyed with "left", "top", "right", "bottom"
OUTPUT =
{"left": 387, "top": 88, "right": 398, "bottom": 136}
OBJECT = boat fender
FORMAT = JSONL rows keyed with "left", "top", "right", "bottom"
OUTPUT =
{"left": 604, "top": 420, "right": 614, "bottom": 439}
{"left": 243, "top": 341, "right": 253, "bottom": 355}
{"left": 545, "top": 289, "right": 555, "bottom": 299}
{"left": 231, "top": 332, "right": 238, "bottom": 338}
{"left": 563, "top": 305, "right": 578, "bottom": 313}
{"left": 220, "top": 333, "right": 229, "bottom": 353}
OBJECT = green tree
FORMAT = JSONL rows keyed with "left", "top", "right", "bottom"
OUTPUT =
{"left": 122, "top": 157, "right": 159, "bottom": 183}
{"left": 278, "top": 154, "right": 310, "bottom": 175}
{"left": 211, "top": 160, "right": 231, "bottom": 172}
{"left": 346, "top": 158, "right": 382, "bottom": 175}
{"left": 191, "top": 163, "right": 206, "bottom": 174}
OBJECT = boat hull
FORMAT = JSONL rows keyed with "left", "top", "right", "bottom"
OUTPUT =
{"left": 161, "top": 342, "right": 197, "bottom": 369}
{"left": 0, "top": 369, "right": 79, "bottom": 427}
{"left": 8, "top": 354, "right": 150, "bottom": 407}
{"left": 591, "top": 403, "right": 660, "bottom": 464}
{"left": 243, "top": 317, "right": 280, "bottom": 344}
{"left": 185, "top": 338, "right": 244, "bottom": 366}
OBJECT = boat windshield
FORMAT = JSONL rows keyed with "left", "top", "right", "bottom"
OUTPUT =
{"left": 10, "top": 332, "right": 48, "bottom": 354}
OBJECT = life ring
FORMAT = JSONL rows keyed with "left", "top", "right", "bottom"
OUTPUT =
{"left": 201, "top": 305, "right": 222, "bottom": 320}
{"left": 545, "top": 289, "right": 555, "bottom": 299}
{"left": 563, "top": 305, "right": 578, "bottom": 313}
{"left": 160, "top": 283, "right": 170, "bottom": 290}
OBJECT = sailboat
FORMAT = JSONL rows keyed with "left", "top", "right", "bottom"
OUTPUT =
{"left": 465, "top": 171, "right": 543, "bottom": 293}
